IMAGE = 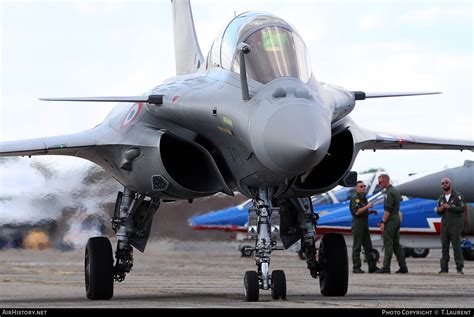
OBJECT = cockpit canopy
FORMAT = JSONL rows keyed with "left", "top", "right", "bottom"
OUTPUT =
{"left": 207, "top": 12, "right": 312, "bottom": 84}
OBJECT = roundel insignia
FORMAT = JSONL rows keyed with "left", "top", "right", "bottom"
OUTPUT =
{"left": 172, "top": 95, "right": 180, "bottom": 104}
{"left": 355, "top": 199, "right": 360, "bottom": 203}
{"left": 121, "top": 103, "right": 142, "bottom": 128}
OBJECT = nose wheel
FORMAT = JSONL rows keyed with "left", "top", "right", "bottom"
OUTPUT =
{"left": 244, "top": 271, "right": 259, "bottom": 301}
{"left": 271, "top": 270, "right": 286, "bottom": 300}
{"left": 244, "top": 270, "right": 287, "bottom": 301}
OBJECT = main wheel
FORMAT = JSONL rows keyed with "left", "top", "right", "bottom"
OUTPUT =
{"left": 85, "top": 237, "right": 114, "bottom": 300}
{"left": 410, "top": 248, "right": 430, "bottom": 258}
{"left": 319, "top": 233, "right": 348, "bottom": 296}
{"left": 240, "top": 245, "right": 253, "bottom": 257}
{"left": 365, "top": 248, "right": 380, "bottom": 263}
{"left": 463, "top": 249, "right": 474, "bottom": 261}
{"left": 271, "top": 270, "right": 286, "bottom": 300}
{"left": 244, "top": 271, "right": 259, "bottom": 302}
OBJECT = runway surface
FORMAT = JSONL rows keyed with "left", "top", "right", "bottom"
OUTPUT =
{"left": 0, "top": 240, "right": 472, "bottom": 308}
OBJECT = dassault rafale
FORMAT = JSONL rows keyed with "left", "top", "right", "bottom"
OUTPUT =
{"left": 1, "top": 0, "right": 473, "bottom": 301}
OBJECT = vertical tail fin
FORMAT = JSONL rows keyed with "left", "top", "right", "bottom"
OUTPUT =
{"left": 171, "top": 0, "right": 205, "bottom": 75}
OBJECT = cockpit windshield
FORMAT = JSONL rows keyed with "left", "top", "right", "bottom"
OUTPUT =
{"left": 207, "top": 12, "right": 312, "bottom": 84}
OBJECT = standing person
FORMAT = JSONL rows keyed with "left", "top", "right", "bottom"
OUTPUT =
{"left": 436, "top": 177, "right": 465, "bottom": 274}
{"left": 375, "top": 174, "right": 408, "bottom": 274}
{"left": 350, "top": 181, "right": 379, "bottom": 273}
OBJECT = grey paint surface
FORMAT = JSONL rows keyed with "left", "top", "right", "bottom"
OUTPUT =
{"left": 397, "top": 161, "right": 474, "bottom": 202}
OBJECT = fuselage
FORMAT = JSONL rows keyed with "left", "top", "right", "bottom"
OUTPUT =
{"left": 91, "top": 67, "right": 354, "bottom": 198}
{"left": 84, "top": 11, "right": 357, "bottom": 199}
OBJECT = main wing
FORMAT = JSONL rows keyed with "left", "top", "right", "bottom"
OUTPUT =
{"left": 347, "top": 91, "right": 474, "bottom": 152}
{"left": 0, "top": 131, "right": 97, "bottom": 158}
{"left": 355, "top": 127, "right": 474, "bottom": 151}
{"left": 0, "top": 94, "right": 165, "bottom": 158}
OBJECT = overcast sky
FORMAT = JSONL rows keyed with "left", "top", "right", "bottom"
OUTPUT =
{"left": 1, "top": 0, "right": 473, "bottom": 179}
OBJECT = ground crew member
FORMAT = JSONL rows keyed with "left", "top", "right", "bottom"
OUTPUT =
{"left": 436, "top": 177, "right": 465, "bottom": 274}
{"left": 350, "top": 181, "right": 379, "bottom": 273}
{"left": 375, "top": 174, "right": 408, "bottom": 274}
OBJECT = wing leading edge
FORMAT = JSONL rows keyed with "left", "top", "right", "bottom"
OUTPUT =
{"left": 347, "top": 91, "right": 473, "bottom": 151}
{"left": 354, "top": 126, "right": 474, "bottom": 152}
{"left": 0, "top": 131, "right": 97, "bottom": 158}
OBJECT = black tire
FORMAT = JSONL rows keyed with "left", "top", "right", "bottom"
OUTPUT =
{"left": 403, "top": 248, "right": 412, "bottom": 258}
{"left": 244, "top": 271, "right": 259, "bottom": 302}
{"left": 240, "top": 245, "right": 253, "bottom": 257}
{"left": 319, "top": 233, "right": 348, "bottom": 296}
{"left": 410, "top": 248, "right": 430, "bottom": 258}
{"left": 271, "top": 270, "right": 286, "bottom": 300}
{"left": 368, "top": 248, "right": 380, "bottom": 263}
{"left": 463, "top": 249, "right": 474, "bottom": 261}
{"left": 85, "top": 237, "right": 114, "bottom": 300}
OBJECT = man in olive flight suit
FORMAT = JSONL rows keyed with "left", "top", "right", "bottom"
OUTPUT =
{"left": 436, "top": 177, "right": 465, "bottom": 274}
{"left": 375, "top": 174, "right": 408, "bottom": 274}
{"left": 350, "top": 181, "right": 379, "bottom": 273}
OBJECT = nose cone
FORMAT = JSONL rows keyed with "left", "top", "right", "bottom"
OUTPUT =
{"left": 251, "top": 103, "right": 331, "bottom": 176}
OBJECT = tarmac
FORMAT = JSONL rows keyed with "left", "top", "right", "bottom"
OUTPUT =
{"left": 0, "top": 240, "right": 473, "bottom": 309}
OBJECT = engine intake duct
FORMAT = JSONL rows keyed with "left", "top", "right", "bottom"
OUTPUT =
{"left": 159, "top": 133, "right": 232, "bottom": 197}
{"left": 289, "top": 129, "right": 355, "bottom": 196}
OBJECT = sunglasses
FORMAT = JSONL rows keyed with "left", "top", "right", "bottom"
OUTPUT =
{"left": 441, "top": 182, "right": 450, "bottom": 185}
{"left": 357, "top": 185, "right": 366, "bottom": 188}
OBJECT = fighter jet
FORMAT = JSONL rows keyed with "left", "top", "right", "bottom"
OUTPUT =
{"left": 1, "top": 0, "right": 473, "bottom": 301}
{"left": 397, "top": 160, "right": 474, "bottom": 202}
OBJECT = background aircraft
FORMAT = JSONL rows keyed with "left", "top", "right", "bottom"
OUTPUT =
{"left": 189, "top": 170, "right": 384, "bottom": 232}
{"left": 187, "top": 168, "right": 412, "bottom": 232}
{"left": 319, "top": 161, "right": 474, "bottom": 258}
{"left": 316, "top": 193, "right": 474, "bottom": 260}
{"left": 1, "top": 0, "right": 473, "bottom": 301}
{"left": 191, "top": 163, "right": 474, "bottom": 260}
{"left": 315, "top": 162, "right": 474, "bottom": 260}
{"left": 190, "top": 193, "right": 474, "bottom": 261}
{"left": 188, "top": 179, "right": 380, "bottom": 232}
{"left": 398, "top": 160, "right": 474, "bottom": 202}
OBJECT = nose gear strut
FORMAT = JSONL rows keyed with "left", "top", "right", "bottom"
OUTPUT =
{"left": 244, "top": 188, "right": 286, "bottom": 301}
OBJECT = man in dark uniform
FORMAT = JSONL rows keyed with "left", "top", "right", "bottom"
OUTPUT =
{"left": 436, "top": 177, "right": 465, "bottom": 274}
{"left": 375, "top": 174, "right": 408, "bottom": 274}
{"left": 350, "top": 181, "right": 379, "bottom": 273}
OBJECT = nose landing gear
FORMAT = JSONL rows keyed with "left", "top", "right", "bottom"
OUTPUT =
{"left": 244, "top": 188, "right": 287, "bottom": 301}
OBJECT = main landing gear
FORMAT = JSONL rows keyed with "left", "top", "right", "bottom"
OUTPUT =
{"left": 85, "top": 188, "right": 159, "bottom": 300}
{"left": 294, "top": 197, "right": 348, "bottom": 297}
{"left": 244, "top": 194, "right": 349, "bottom": 301}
